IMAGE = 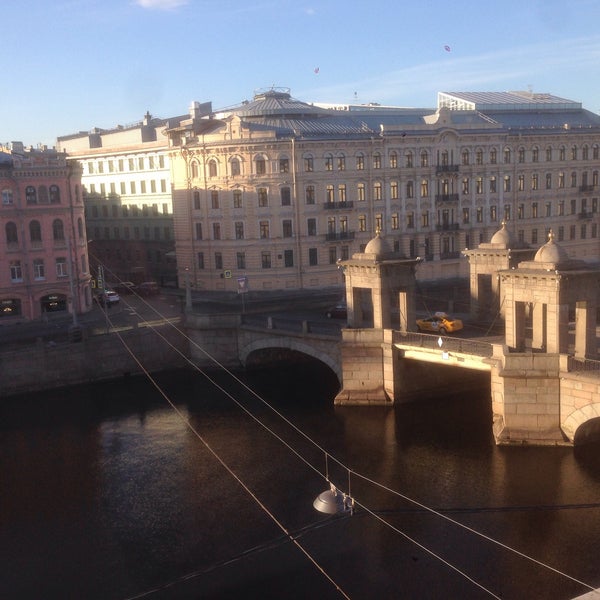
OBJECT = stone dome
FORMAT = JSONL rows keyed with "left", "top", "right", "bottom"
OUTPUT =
{"left": 489, "top": 221, "right": 514, "bottom": 248}
{"left": 364, "top": 230, "right": 392, "bottom": 257}
{"left": 534, "top": 230, "right": 570, "bottom": 265}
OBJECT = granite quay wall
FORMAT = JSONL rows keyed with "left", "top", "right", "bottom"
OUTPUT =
{"left": 0, "top": 324, "right": 189, "bottom": 397}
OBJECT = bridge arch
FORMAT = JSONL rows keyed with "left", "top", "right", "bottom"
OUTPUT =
{"left": 562, "top": 404, "right": 600, "bottom": 444}
{"left": 239, "top": 338, "right": 342, "bottom": 383}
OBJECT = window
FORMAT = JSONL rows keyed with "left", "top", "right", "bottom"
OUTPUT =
{"left": 212, "top": 223, "right": 221, "bottom": 240}
{"left": 405, "top": 152, "right": 413, "bottom": 168}
{"left": 356, "top": 154, "right": 365, "bottom": 170}
{"left": 558, "top": 172, "right": 565, "bottom": 188}
{"left": 256, "top": 157, "right": 266, "bottom": 175}
{"left": 504, "top": 205, "right": 511, "bottom": 221}
{"left": 490, "top": 149, "right": 497, "bottom": 164}
{"left": 282, "top": 219, "right": 293, "bottom": 237}
{"left": 2, "top": 189, "right": 13, "bottom": 205}
{"left": 338, "top": 184, "right": 346, "bottom": 203}
{"left": 49, "top": 185, "right": 60, "bottom": 203}
{"left": 391, "top": 213, "right": 399, "bottom": 229}
{"left": 546, "top": 146, "right": 553, "bottom": 162}
{"left": 532, "top": 147, "right": 539, "bottom": 162}
{"left": 260, "top": 221, "right": 270, "bottom": 238}
{"left": 462, "top": 150, "right": 469, "bottom": 165}
{"left": 327, "top": 217, "right": 335, "bottom": 234}
{"left": 462, "top": 208, "right": 470, "bottom": 224}
{"left": 357, "top": 183, "right": 365, "bottom": 201}
{"left": 462, "top": 178, "right": 469, "bottom": 195}
{"left": 490, "top": 177, "right": 496, "bottom": 193}
{"left": 571, "top": 172, "right": 577, "bottom": 188}
{"left": 258, "top": 188, "right": 268, "bottom": 207}
{"left": 572, "top": 145, "right": 578, "bottom": 161}
{"left": 558, "top": 201, "right": 565, "bottom": 216}
{"left": 6, "top": 222, "right": 18, "bottom": 244}
{"left": 281, "top": 187, "right": 291, "bottom": 206}
{"left": 406, "top": 212, "right": 414, "bottom": 228}
{"left": 518, "top": 204, "right": 524, "bottom": 219}
{"left": 374, "top": 182, "right": 382, "bottom": 200}
{"left": 503, "top": 176, "right": 511, "bottom": 192}
{"left": 308, "top": 248, "right": 318, "bottom": 266}
{"left": 337, "top": 155, "right": 345, "bottom": 171}
{"left": 476, "top": 207, "right": 483, "bottom": 223}
{"left": 532, "top": 229, "right": 538, "bottom": 244}
{"left": 490, "top": 205, "right": 497, "bottom": 221}
{"left": 55, "top": 257, "right": 68, "bottom": 277}
{"left": 235, "top": 221, "right": 244, "bottom": 239}
{"left": 211, "top": 191, "right": 219, "bottom": 209}
{"left": 406, "top": 181, "right": 414, "bottom": 198}
{"left": 279, "top": 158, "right": 289, "bottom": 173}
{"left": 197, "top": 252, "right": 205, "bottom": 269}
{"left": 231, "top": 158, "right": 241, "bottom": 176}
{"left": 389, "top": 151, "right": 398, "bottom": 168}
{"left": 571, "top": 199, "right": 577, "bottom": 215}
{"left": 305, "top": 185, "right": 315, "bottom": 205}
{"left": 130, "top": 181, "right": 136, "bottom": 194}
{"left": 518, "top": 175, "right": 525, "bottom": 192}
{"left": 420, "top": 179, "right": 428, "bottom": 197}
{"left": 30, "top": 220, "right": 42, "bottom": 243}
{"left": 375, "top": 213, "right": 382, "bottom": 231}
{"left": 233, "top": 189, "right": 242, "bottom": 208}
{"left": 52, "top": 219, "right": 64, "bottom": 241}
{"left": 304, "top": 156, "right": 313, "bottom": 172}
{"left": 420, "top": 151, "right": 428, "bottom": 167}
{"left": 546, "top": 173, "right": 552, "bottom": 189}
{"left": 326, "top": 185, "right": 334, "bottom": 204}
{"left": 215, "top": 252, "right": 223, "bottom": 270}
{"left": 390, "top": 181, "right": 398, "bottom": 200}
{"left": 358, "top": 215, "right": 367, "bottom": 232}
{"left": 237, "top": 252, "right": 246, "bottom": 269}
{"left": 545, "top": 202, "right": 552, "bottom": 217}
{"left": 261, "top": 251, "right": 271, "bottom": 269}
{"left": 284, "top": 249, "right": 294, "bottom": 267}
{"left": 557, "top": 227, "right": 564, "bottom": 242}
{"left": 559, "top": 146, "right": 566, "bottom": 161}
{"left": 373, "top": 153, "right": 381, "bottom": 169}
{"left": 10, "top": 260, "right": 23, "bottom": 282}
{"left": 307, "top": 218, "right": 317, "bottom": 236}
{"left": 26, "top": 186, "right": 37, "bottom": 204}
{"left": 421, "top": 211, "right": 429, "bottom": 227}
{"left": 476, "top": 177, "right": 483, "bottom": 194}
{"left": 518, "top": 147, "right": 525, "bottom": 163}
{"left": 329, "top": 247, "right": 337, "bottom": 264}
{"left": 33, "top": 258, "right": 44, "bottom": 280}
{"left": 570, "top": 225, "right": 576, "bottom": 240}
{"left": 325, "top": 154, "right": 333, "bottom": 171}
{"left": 476, "top": 149, "right": 483, "bottom": 165}
{"left": 193, "top": 191, "right": 201, "bottom": 209}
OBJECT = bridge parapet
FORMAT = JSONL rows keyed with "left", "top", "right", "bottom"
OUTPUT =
{"left": 392, "top": 330, "right": 495, "bottom": 358}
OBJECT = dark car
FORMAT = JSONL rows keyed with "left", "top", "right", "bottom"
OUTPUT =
{"left": 138, "top": 281, "right": 159, "bottom": 296}
{"left": 326, "top": 303, "right": 347, "bottom": 319}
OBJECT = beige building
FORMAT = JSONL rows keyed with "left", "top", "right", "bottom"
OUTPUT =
{"left": 165, "top": 89, "right": 600, "bottom": 294}
{"left": 56, "top": 111, "right": 187, "bottom": 286}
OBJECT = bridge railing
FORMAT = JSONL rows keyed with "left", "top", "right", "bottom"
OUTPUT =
{"left": 393, "top": 330, "right": 494, "bottom": 358}
{"left": 241, "top": 314, "right": 342, "bottom": 337}
{"left": 568, "top": 356, "right": 600, "bottom": 373}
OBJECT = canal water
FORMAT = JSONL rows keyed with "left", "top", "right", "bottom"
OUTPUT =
{"left": 1, "top": 363, "right": 600, "bottom": 600}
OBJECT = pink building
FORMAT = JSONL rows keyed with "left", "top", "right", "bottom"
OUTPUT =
{"left": 0, "top": 143, "right": 91, "bottom": 321}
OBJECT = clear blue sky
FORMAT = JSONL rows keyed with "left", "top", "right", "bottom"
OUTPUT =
{"left": 5, "top": 0, "right": 600, "bottom": 147}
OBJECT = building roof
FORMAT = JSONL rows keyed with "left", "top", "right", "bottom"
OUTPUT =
{"left": 438, "top": 91, "right": 582, "bottom": 111}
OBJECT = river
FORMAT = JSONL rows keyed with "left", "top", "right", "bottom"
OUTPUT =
{"left": 1, "top": 363, "right": 600, "bottom": 600}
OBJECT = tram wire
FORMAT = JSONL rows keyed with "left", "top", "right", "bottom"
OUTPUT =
{"left": 92, "top": 263, "right": 598, "bottom": 598}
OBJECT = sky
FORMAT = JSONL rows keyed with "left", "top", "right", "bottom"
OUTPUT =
{"left": 4, "top": 0, "right": 600, "bottom": 147}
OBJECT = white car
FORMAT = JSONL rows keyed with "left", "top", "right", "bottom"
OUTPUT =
{"left": 95, "top": 290, "right": 120, "bottom": 306}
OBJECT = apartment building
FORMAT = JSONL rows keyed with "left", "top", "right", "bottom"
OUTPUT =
{"left": 165, "top": 89, "right": 600, "bottom": 294}
{"left": 0, "top": 143, "right": 90, "bottom": 320}
{"left": 57, "top": 111, "right": 187, "bottom": 286}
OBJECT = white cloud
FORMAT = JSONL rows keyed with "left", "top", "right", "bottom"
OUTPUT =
{"left": 135, "top": 0, "right": 189, "bottom": 9}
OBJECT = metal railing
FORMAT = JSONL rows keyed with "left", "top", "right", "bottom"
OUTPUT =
{"left": 568, "top": 356, "right": 600, "bottom": 373}
{"left": 393, "top": 330, "right": 494, "bottom": 357}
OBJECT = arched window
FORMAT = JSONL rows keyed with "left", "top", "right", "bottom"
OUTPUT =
{"left": 255, "top": 156, "right": 266, "bottom": 175}
{"left": 49, "top": 185, "right": 61, "bottom": 203}
{"left": 52, "top": 219, "right": 65, "bottom": 241}
{"left": 38, "top": 185, "right": 49, "bottom": 203}
{"left": 461, "top": 149, "right": 470, "bottom": 165}
{"left": 29, "top": 220, "right": 42, "bottom": 243}
{"left": 389, "top": 151, "right": 398, "bottom": 168}
{"left": 191, "top": 161, "right": 199, "bottom": 178}
{"left": 2, "top": 189, "right": 13, "bottom": 205}
{"left": 405, "top": 151, "right": 413, "bottom": 168}
{"left": 208, "top": 159, "right": 218, "bottom": 178}
{"left": 6, "top": 221, "right": 18, "bottom": 244}
{"left": 78, "top": 217, "right": 84, "bottom": 239}
{"left": 26, "top": 186, "right": 37, "bottom": 204}
{"left": 420, "top": 150, "right": 428, "bottom": 167}
{"left": 230, "top": 157, "right": 241, "bottom": 176}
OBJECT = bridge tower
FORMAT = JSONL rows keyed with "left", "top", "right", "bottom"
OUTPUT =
{"left": 492, "top": 231, "right": 600, "bottom": 444}
{"left": 463, "top": 221, "right": 534, "bottom": 321}
{"left": 335, "top": 230, "right": 419, "bottom": 405}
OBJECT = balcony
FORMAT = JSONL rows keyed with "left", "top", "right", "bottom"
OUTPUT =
{"left": 436, "top": 223, "right": 460, "bottom": 231}
{"left": 435, "top": 193, "right": 459, "bottom": 203}
{"left": 578, "top": 211, "right": 594, "bottom": 220}
{"left": 440, "top": 251, "right": 462, "bottom": 260}
{"left": 325, "top": 231, "right": 355, "bottom": 242}
{"left": 579, "top": 184, "right": 595, "bottom": 193}
{"left": 436, "top": 164, "right": 459, "bottom": 175}
{"left": 324, "top": 201, "right": 354, "bottom": 210}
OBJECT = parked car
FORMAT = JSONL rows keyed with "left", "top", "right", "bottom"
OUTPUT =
{"left": 138, "top": 281, "right": 159, "bottom": 296}
{"left": 113, "top": 281, "right": 137, "bottom": 295}
{"left": 95, "top": 290, "right": 120, "bottom": 307}
{"left": 416, "top": 312, "right": 463, "bottom": 334}
{"left": 326, "top": 303, "right": 347, "bottom": 319}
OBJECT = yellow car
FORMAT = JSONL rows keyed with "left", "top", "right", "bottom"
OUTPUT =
{"left": 416, "top": 312, "right": 463, "bottom": 334}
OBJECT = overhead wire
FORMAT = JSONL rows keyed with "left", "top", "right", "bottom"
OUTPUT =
{"left": 93, "top": 262, "right": 598, "bottom": 597}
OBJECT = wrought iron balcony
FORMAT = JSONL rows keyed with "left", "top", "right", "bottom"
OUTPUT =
{"left": 578, "top": 211, "right": 594, "bottom": 220}
{"left": 323, "top": 201, "right": 354, "bottom": 210}
{"left": 436, "top": 223, "right": 460, "bottom": 231}
{"left": 579, "top": 184, "right": 595, "bottom": 193}
{"left": 435, "top": 193, "right": 459, "bottom": 203}
{"left": 436, "top": 164, "right": 459, "bottom": 174}
{"left": 325, "top": 231, "right": 355, "bottom": 241}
